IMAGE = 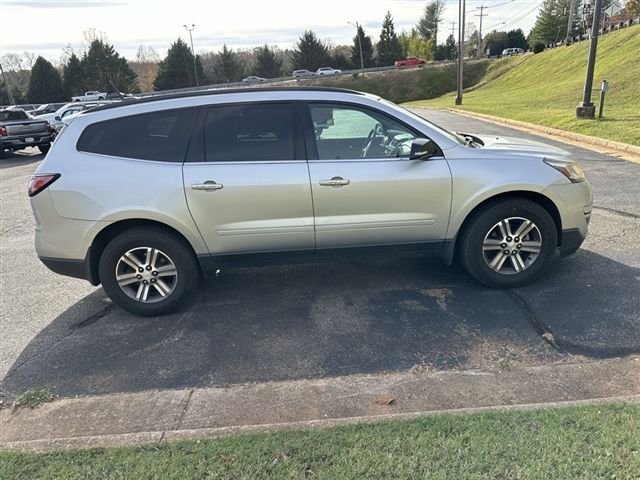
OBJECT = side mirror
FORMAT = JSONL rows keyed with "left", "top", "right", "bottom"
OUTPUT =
{"left": 54, "top": 116, "right": 61, "bottom": 121}
{"left": 409, "top": 138, "right": 438, "bottom": 160}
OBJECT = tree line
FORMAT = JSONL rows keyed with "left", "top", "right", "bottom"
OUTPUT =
{"left": 3, "top": 0, "right": 635, "bottom": 104}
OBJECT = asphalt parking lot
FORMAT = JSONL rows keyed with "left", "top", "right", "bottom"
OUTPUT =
{"left": 1, "top": 109, "right": 639, "bottom": 401}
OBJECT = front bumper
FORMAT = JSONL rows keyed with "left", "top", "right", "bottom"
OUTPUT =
{"left": 559, "top": 228, "right": 586, "bottom": 257}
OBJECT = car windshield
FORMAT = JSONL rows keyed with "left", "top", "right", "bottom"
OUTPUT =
{"left": 378, "top": 99, "right": 467, "bottom": 145}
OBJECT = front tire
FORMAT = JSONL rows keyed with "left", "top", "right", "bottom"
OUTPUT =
{"left": 459, "top": 199, "right": 558, "bottom": 288}
{"left": 99, "top": 227, "right": 200, "bottom": 316}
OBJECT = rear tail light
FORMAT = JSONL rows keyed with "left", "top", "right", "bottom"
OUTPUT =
{"left": 46, "top": 122, "right": 55, "bottom": 134}
{"left": 28, "top": 174, "right": 60, "bottom": 197}
{"left": 0, "top": 126, "right": 7, "bottom": 136}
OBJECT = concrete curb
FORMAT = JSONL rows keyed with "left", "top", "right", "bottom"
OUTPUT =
{"left": 2, "top": 394, "right": 640, "bottom": 452}
{"left": 2, "top": 356, "right": 640, "bottom": 452}
{"left": 441, "top": 108, "right": 640, "bottom": 163}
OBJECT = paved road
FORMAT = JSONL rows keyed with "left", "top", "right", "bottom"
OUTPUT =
{"left": 1, "top": 109, "right": 639, "bottom": 400}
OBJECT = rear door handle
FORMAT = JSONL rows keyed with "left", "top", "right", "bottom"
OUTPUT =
{"left": 319, "top": 177, "right": 350, "bottom": 187}
{"left": 191, "top": 181, "right": 223, "bottom": 191}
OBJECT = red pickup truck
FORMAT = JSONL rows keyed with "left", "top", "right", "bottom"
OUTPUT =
{"left": 394, "top": 57, "right": 427, "bottom": 68}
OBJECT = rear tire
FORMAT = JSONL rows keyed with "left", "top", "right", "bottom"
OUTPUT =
{"left": 99, "top": 226, "right": 200, "bottom": 316}
{"left": 38, "top": 144, "right": 50, "bottom": 155}
{"left": 458, "top": 199, "right": 558, "bottom": 288}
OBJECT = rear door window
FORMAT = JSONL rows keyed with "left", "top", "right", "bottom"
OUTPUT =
{"left": 203, "top": 103, "right": 298, "bottom": 162}
{"left": 77, "top": 108, "right": 197, "bottom": 162}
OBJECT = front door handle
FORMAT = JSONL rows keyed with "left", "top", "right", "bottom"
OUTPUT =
{"left": 319, "top": 177, "right": 350, "bottom": 187}
{"left": 192, "top": 181, "right": 223, "bottom": 191}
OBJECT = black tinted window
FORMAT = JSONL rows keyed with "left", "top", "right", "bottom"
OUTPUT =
{"left": 77, "top": 108, "right": 197, "bottom": 162}
{"left": 204, "top": 104, "right": 295, "bottom": 162}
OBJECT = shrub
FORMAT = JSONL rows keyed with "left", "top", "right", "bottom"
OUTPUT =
{"left": 532, "top": 42, "right": 545, "bottom": 54}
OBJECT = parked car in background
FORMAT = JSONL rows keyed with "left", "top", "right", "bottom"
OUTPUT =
{"left": 292, "top": 69, "right": 314, "bottom": 80}
{"left": 49, "top": 102, "right": 112, "bottom": 133}
{"left": 29, "top": 87, "right": 592, "bottom": 316}
{"left": 105, "top": 91, "right": 137, "bottom": 101}
{"left": 502, "top": 48, "right": 525, "bottom": 56}
{"left": 0, "top": 108, "right": 53, "bottom": 158}
{"left": 316, "top": 67, "right": 341, "bottom": 75}
{"left": 394, "top": 57, "right": 427, "bottom": 68}
{"left": 31, "top": 103, "right": 67, "bottom": 117}
{"left": 7, "top": 104, "right": 40, "bottom": 115}
{"left": 242, "top": 76, "right": 267, "bottom": 84}
{"left": 72, "top": 91, "right": 107, "bottom": 102}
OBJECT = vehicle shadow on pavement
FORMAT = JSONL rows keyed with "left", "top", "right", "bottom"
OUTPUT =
{"left": 2, "top": 251, "right": 639, "bottom": 399}
{"left": 0, "top": 152, "right": 42, "bottom": 169}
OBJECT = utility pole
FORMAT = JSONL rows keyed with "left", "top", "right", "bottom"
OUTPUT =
{"left": 182, "top": 24, "right": 199, "bottom": 89}
{"left": 455, "top": 0, "right": 466, "bottom": 105}
{"left": 0, "top": 62, "right": 14, "bottom": 104}
{"left": 450, "top": 21, "right": 457, "bottom": 38}
{"left": 565, "top": 0, "right": 576, "bottom": 45}
{"left": 576, "top": 0, "right": 604, "bottom": 118}
{"left": 475, "top": 5, "right": 488, "bottom": 58}
{"left": 348, "top": 21, "right": 365, "bottom": 74}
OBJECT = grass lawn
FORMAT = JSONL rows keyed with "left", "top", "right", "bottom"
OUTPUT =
{"left": 1, "top": 403, "right": 639, "bottom": 479}
{"left": 406, "top": 26, "right": 640, "bottom": 146}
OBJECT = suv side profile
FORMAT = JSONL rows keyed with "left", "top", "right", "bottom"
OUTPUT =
{"left": 29, "top": 88, "right": 592, "bottom": 316}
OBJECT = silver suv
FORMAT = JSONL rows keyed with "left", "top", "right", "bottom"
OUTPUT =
{"left": 29, "top": 88, "right": 592, "bottom": 316}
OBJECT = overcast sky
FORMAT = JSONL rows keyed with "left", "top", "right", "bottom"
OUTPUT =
{"left": 0, "top": 0, "right": 541, "bottom": 63}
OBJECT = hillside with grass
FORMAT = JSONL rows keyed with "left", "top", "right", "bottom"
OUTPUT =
{"left": 407, "top": 25, "right": 640, "bottom": 146}
{"left": 300, "top": 59, "right": 511, "bottom": 104}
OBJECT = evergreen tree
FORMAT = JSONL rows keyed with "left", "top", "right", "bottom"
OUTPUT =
{"left": 530, "top": 0, "right": 571, "bottom": 46}
{"left": 254, "top": 45, "right": 283, "bottom": 78}
{"left": 417, "top": 0, "right": 446, "bottom": 58}
{"left": 10, "top": 86, "right": 26, "bottom": 104}
{"left": 506, "top": 29, "right": 528, "bottom": 50}
{"left": 26, "top": 56, "right": 65, "bottom": 103}
{"left": 292, "top": 30, "right": 330, "bottom": 71}
{"left": 329, "top": 48, "right": 353, "bottom": 70}
{"left": 434, "top": 29, "right": 456, "bottom": 61}
{"left": 0, "top": 81, "right": 10, "bottom": 105}
{"left": 378, "top": 11, "right": 403, "bottom": 66}
{"left": 63, "top": 53, "right": 85, "bottom": 99}
{"left": 81, "top": 39, "right": 137, "bottom": 92}
{"left": 212, "top": 45, "right": 244, "bottom": 83}
{"left": 154, "top": 38, "right": 204, "bottom": 90}
{"left": 351, "top": 25, "right": 375, "bottom": 68}
{"left": 483, "top": 30, "right": 509, "bottom": 56}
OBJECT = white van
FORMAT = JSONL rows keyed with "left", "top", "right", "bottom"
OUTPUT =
{"left": 502, "top": 48, "right": 524, "bottom": 56}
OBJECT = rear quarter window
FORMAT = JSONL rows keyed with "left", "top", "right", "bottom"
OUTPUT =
{"left": 77, "top": 108, "right": 198, "bottom": 162}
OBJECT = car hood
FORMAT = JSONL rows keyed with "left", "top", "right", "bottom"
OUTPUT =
{"left": 467, "top": 133, "right": 573, "bottom": 159}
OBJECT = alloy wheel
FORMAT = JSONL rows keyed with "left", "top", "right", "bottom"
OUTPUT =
{"left": 482, "top": 217, "right": 542, "bottom": 275}
{"left": 115, "top": 247, "right": 178, "bottom": 303}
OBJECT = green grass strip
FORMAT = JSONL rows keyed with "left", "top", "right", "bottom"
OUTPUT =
{"left": 1, "top": 403, "right": 639, "bottom": 479}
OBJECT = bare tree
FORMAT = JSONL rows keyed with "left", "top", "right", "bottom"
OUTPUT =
{"left": 130, "top": 45, "right": 161, "bottom": 92}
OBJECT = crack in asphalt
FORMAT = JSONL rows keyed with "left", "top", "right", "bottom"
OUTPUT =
{"left": 593, "top": 206, "right": 640, "bottom": 219}
{"left": 2, "top": 303, "right": 115, "bottom": 388}
{"left": 506, "top": 290, "right": 640, "bottom": 359}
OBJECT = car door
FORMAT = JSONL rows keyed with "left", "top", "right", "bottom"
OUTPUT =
{"left": 183, "top": 102, "right": 315, "bottom": 256}
{"left": 304, "top": 102, "right": 452, "bottom": 249}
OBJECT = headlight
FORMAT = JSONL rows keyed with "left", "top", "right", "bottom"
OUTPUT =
{"left": 544, "top": 158, "right": 586, "bottom": 183}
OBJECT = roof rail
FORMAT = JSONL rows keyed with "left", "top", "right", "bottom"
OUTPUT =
{"left": 86, "top": 86, "right": 365, "bottom": 114}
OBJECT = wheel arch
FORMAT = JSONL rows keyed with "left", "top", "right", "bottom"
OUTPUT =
{"left": 442, "top": 190, "right": 562, "bottom": 266}
{"left": 88, "top": 219, "right": 202, "bottom": 285}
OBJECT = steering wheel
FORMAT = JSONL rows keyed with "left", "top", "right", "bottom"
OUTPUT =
{"left": 361, "top": 122, "right": 386, "bottom": 158}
